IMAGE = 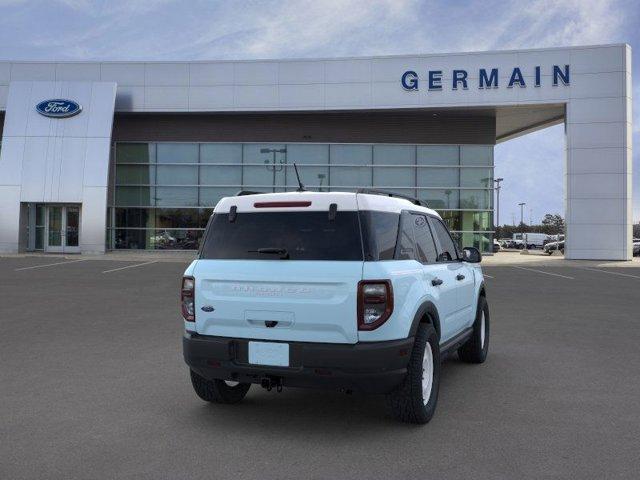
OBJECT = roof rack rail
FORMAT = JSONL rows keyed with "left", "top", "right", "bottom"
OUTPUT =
{"left": 235, "top": 190, "right": 265, "bottom": 196}
{"left": 356, "top": 188, "right": 430, "bottom": 208}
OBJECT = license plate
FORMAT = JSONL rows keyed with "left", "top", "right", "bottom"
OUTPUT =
{"left": 248, "top": 341, "right": 289, "bottom": 367}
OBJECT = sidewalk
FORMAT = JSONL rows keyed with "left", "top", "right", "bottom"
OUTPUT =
{"left": 483, "top": 250, "right": 640, "bottom": 268}
{"left": 3, "top": 249, "right": 638, "bottom": 267}
{"left": 0, "top": 251, "right": 197, "bottom": 263}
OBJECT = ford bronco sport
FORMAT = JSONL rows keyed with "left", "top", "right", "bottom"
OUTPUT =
{"left": 182, "top": 190, "right": 489, "bottom": 424}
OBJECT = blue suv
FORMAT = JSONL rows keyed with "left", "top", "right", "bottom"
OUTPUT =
{"left": 182, "top": 190, "right": 489, "bottom": 424}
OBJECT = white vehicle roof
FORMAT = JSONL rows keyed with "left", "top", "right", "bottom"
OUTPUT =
{"left": 214, "top": 191, "right": 440, "bottom": 217}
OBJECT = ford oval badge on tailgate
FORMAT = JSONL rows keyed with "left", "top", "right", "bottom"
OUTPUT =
{"left": 201, "top": 305, "right": 215, "bottom": 312}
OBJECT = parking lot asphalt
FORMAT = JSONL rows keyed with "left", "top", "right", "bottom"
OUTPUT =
{"left": 1, "top": 257, "right": 640, "bottom": 479}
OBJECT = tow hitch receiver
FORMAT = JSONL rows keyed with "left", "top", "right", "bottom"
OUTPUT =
{"left": 261, "top": 376, "right": 284, "bottom": 392}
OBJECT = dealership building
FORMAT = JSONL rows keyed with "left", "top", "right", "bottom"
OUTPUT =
{"left": 0, "top": 44, "right": 633, "bottom": 259}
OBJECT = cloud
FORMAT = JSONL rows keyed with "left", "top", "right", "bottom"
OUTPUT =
{"left": 0, "top": 0, "right": 637, "bottom": 221}
{"left": 489, "top": 0, "right": 626, "bottom": 49}
{"left": 0, "top": 0, "right": 632, "bottom": 60}
{"left": 55, "top": 0, "right": 93, "bottom": 10}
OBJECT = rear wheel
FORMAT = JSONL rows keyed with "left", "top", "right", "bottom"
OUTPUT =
{"left": 458, "top": 296, "right": 489, "bottom": 364}
{"left": 190, "top": 370, "right": 251, "bottom": 404}
{"left": 386, "top": 323, "right": 440, "bottom": 424}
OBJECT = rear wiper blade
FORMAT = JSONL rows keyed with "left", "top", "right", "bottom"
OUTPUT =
{"left": 248, "top": 247, "right": 290, "bottom": 259}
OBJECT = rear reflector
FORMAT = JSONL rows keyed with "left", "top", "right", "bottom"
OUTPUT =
{"left": 254, "top": 201, "right": 312, "bottom": 208}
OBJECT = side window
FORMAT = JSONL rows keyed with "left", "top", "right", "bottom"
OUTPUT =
{"left": 412, "top": 214, "right": 438, "bottom": 264}
{"left": 359, "top": 211, "right": 400, "bottom": 261}
{"left": 395, "top": 212, "right": 416, "bottom": 260}
{"left": 430, "top": 217, "right": 459, "bottom": 262}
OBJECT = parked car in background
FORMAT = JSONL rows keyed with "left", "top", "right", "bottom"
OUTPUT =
{"left": 544, "top": 240, "right": 565, "bottom": 255}
{"left": 499, "top": 238, "right": 520, "bottom": 249}
{"left": 544, "top": 234, "right": 565, "bottom": 245}
{"left": 633, "top": 238, "right": 640, "bottom": 257}
{"left": 492, "top": 239, "right": 501, "bottom": 253}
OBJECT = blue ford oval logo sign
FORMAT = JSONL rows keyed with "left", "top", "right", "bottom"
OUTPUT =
{"left": 36, "top": 99, "right": 82, "bottom": 118}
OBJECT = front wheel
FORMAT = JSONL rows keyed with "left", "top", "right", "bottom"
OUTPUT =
{"left": 458, "top": 296, "right": 489, "bottom": 364}
{"left": 190, "top": 370, "right": 251, "bottom": 404}
{"left": 386, "top": 323, "right": 440, "bottom": 424}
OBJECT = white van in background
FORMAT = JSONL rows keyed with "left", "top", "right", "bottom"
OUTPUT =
{"left": 512, "top": 232, "right": 551, "bottom": 249}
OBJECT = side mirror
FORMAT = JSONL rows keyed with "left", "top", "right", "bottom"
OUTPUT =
{"left": 462, "top": 246, "right": 482, "bottom": 263}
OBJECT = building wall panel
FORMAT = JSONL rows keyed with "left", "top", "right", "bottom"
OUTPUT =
{"left": 112, "top": 111, "right": 497, "bottom": 145}
{"left": 0, "top": 81, "right": 116, "bottom": 253}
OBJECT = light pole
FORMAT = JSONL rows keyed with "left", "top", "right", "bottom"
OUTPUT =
{"left": 261, "top": 147, "right": 287, "bottom": 192}
{"left": 518, "top": 202, "right": 527, "bottom": 253}
{"left": 518, "top": 202, "right": 526, "bottom": 226}
{"left": 494, "top": 178, "right": 503, "bottom": 227}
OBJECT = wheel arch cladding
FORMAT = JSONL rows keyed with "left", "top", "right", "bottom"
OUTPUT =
{"left": 409, "top": 302, "right": 441, "bottom": 340}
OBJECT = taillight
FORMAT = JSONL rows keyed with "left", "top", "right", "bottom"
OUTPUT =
{"left": 357, "top": 280, "right": 393, "bottom": 330}
{"left": 181, "top": 276, "right": 195, "bottom": 322}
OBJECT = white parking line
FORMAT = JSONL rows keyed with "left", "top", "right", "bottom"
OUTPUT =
{"left": 102, "top": 261, "right": 158, "bottom": 274}
{"left": 579, "top": 267, "right": 640, "bottom": 279}
{"left": 483, "top": 273, "right": 495, "bottom": 279}
{"left": 15, "top": 259, "right": 86, "bottom": 271}
{"left": 512, "top": 266, "right": 575, "bottom": 280}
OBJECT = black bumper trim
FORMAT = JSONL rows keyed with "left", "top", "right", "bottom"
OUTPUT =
{"left": 183, "top": 333, "right": 414, "bottom": 394}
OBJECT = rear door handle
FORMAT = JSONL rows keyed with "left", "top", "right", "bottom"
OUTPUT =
{"left": 431, "top": 278, "right": 443, "bottom": 286}
{"left": 456, "top": 274, "right": 465, "bottom": 281}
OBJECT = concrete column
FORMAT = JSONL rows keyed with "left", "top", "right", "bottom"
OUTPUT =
{"left": 564, "top": 45, "right": 632, "bottom": 260}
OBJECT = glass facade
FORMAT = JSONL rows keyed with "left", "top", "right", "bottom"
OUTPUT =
{"left": 109, "top": 142, "right": 494, "bottom": 252}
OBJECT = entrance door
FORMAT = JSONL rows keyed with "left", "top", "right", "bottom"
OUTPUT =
{"left": 45, "top": 205, "right": 81, "bottom": 253}
{"left": 64, "top": 206, "right": 80, "bottom": 253}
{"left": 46, "top": 206, "right": 64, "bottom": 253}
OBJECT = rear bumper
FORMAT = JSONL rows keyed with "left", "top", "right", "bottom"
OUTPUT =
{"left": 183, "top": 332, "right": 414, "bottom": 394}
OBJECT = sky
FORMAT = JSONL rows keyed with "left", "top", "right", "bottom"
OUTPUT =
{"left": 0, "top": 0, "right": 638, "bottom": 225}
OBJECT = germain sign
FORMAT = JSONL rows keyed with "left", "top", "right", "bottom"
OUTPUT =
{"left": 36, "top": 99, "right": 82, "bottom": 118}
{"left": 401, "top": 65, "right": 570, "bottom": 91}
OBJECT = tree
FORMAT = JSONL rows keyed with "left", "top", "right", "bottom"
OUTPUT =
{"left": 542, "top": 213, "right": 564, "bottom": 233}
{"left": 494, "top": 213, "right": 566, "bottom": 239}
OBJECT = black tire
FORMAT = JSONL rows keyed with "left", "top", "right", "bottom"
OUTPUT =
{"left": 458, "top": 296, "right": 490, "bottom": 364}
{"left": 190, "top": 370, "right": 251, "bottom": 404}
{"left": 386, "top": 323, "right": 440, "bottom": 424}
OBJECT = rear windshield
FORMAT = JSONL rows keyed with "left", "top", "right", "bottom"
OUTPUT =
{"left": 200, "top": 211, "right": 364, "bottom": 261}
